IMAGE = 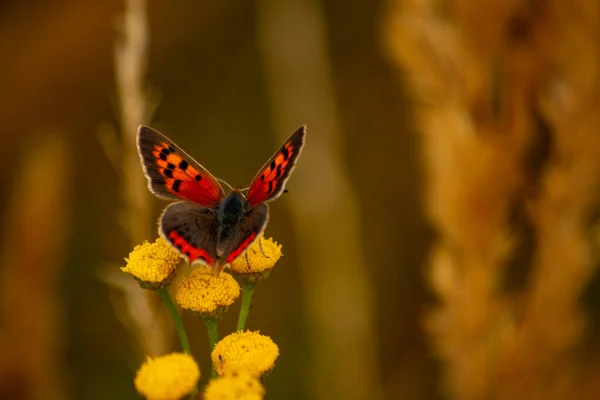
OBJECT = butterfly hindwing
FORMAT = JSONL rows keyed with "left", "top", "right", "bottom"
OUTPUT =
{"left": 137, "top": 126, "right": 225, "bottom": 208}
{"left": 246, "top": 126, "right": 306, "bottom": 207}
{"left": 160, "top": 201, "right": 219, "bottom": 267}
{"left": 217, "top": 203, "right": 269, "bottom": 268}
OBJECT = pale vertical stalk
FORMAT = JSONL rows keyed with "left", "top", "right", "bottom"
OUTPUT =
{"left": 257, "top": 1, "right": 383, "bottom": 399}
{"left": 110, "top": 0, "right": 171, "bottom": 356}
{"left": 115, "top": 0, "right": 151, "bottom": 245}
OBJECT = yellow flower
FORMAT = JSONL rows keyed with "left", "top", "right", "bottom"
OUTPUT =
{"left": 176, "top": 266, "right": 240, "bottom": 319}
{"left": 212, "top": 331, "right": 279, "bottom": 377}
{"left": 134, "top": 353, "right": 200, "bottom": 400}
{"left": 229, "top": 235, "right": 282, "bottom": 285}
{"left": 122, "top": 238, "right": 181, "bottom": 289}
{"left": 204, "top": 372, "right": 264, "bottom": 400}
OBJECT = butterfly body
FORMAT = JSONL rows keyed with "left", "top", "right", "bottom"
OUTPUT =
{"left": 213, "top": 189, "right": 257, "bottom": 259}
{"left": 218, "top": 189, "right": 248, "bottom": 229}
{"left": 137, "top": 126, "right": 305, "bottom": 271}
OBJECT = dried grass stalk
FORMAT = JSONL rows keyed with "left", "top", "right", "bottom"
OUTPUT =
{"left": 105, "top": 0, "right": 172, "bottom": 356}
{"left": 497, "top": 2, "right": 600, "bottom": 398}
{"left": 385, "top": 0, "right": 600, "bottom": 398}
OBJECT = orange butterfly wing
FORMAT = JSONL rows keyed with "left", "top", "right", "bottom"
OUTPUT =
{"left": 246, "top": 126, "right": 306, "bottom": 207}
{"left": 137, "top": 126, "right": 225, "bottom": 208}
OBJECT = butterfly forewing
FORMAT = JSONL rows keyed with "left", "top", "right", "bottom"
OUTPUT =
{"left": 246, "top": 126, "right": 306, "bottom": 207}
{"left": 160, "top": 202, "right": 219, "bottom": 267}
{"left": 137, "top": 126, "right": 225, "bottom": 208}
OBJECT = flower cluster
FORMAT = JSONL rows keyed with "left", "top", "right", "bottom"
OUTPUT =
{"left": 176, "top": 266, "right": 240, "bottom": 319}
{"left": 122, "top": 235, "right": 284, "bottom": 399}
{"left": 134, "top": 353, "right": 200, "bottom": 400}
{"left": 121, "top": 238, "right": 181, "bottom": 289}
{"left": 230, "top": 235, "right": 283, "bottom": 285}
{"left": 212, "top": 331, "right": 279, "bottom": 377}
{"left": 204, "top": 372, "right": 265, "bottom": 400}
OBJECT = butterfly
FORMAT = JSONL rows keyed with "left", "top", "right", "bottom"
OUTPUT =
{"left": 137, "top": 125, "right": 306, "bottom": 271}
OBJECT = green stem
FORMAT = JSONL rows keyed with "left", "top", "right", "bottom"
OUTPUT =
{"left": 204, "top": 319, "right": 220, "bottom": 353}
{"left": 157, "top": 287, "right": 192, "bottom": 355}
{"left": 204, "top": 319, "right": 219, "bottom": 377}
{"left": 157, "top": 287, "right": 197, "bottom": 399}
{"left": 237, "top": 284, "right": 256, "bottom": 331}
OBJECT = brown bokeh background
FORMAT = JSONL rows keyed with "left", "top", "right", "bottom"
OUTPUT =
{"left": 1, "top": 0, "right": 600, "bottom": 399}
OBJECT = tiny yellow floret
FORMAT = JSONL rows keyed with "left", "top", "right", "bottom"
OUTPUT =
{"left": 204, "top": 372, "right": 265, "bottom": 400}
{"left": 212, "top": 331, "right": 279, "bottom": 377}
{"left": 134, "top": 353, "right": 200, "bottom": 400}
{"left": 122, "top": 238, "right": 181, "bottom": 289}
{"left": 176, "top": 266, "right": 240, "bottom": 318}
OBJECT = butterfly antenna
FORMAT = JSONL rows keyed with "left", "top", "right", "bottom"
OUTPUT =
{"left": 240, "top": 187, "right": 288, "bottom": 194}
{"left": 217, "top": 178, "right": 234, "bottom": 191}
{"left": 258, "top": 237, "right": 270, "bottom": 258}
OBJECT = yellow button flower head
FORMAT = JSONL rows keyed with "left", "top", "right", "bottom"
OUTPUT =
{"left": 212, "top": 331, "right": 279, "bottom": 377}
{"left": 134, "top": 353, "right": 200, "bottom": 400}
{"left": 176, "top": 266, "right": 240, "bottom": 319}
{"left": 204, "top": 372, "right": 265, "bottom": 400}
{"left": 122, "top": 237, "right": 181, "bottom": 289}
{"left": 229, "top": 235, "right": 282, "bottom": 285}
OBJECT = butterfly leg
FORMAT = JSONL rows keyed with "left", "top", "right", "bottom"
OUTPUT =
{"left": 258, "top": 237, "right": 270, "bottom": 258}
{"left": 245, "top": 252, "right": 251, "bottom": 269}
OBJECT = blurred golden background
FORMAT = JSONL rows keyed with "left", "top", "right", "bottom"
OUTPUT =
{"left": 1, "top": 0, "right": 600, "bottom": 399}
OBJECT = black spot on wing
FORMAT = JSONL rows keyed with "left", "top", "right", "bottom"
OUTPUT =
{"left": 167, "top": 162, "right": 176, "bottom": 170}
{"left": 274, "top": 164, "right": 283, "bottom": 180}
{"left": 179, "top": 160, "right": 188, "bottom": 170}
{"left": 282, "top": 146, "right": 289, "bottom": 160}
{"left": 270, "top": 160, "right": 276, "bottom": 171}
{"left": 159, "top": 153, "right": 167, "bottom": 161}
{"left": 172, "top": 180, "right": 182, "bottom": 192}
{"left": 195, "top": 174, "right": 202, "bottom": 181}
{"left": 164, "top": 169, "right": 173, "bottom": 178}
